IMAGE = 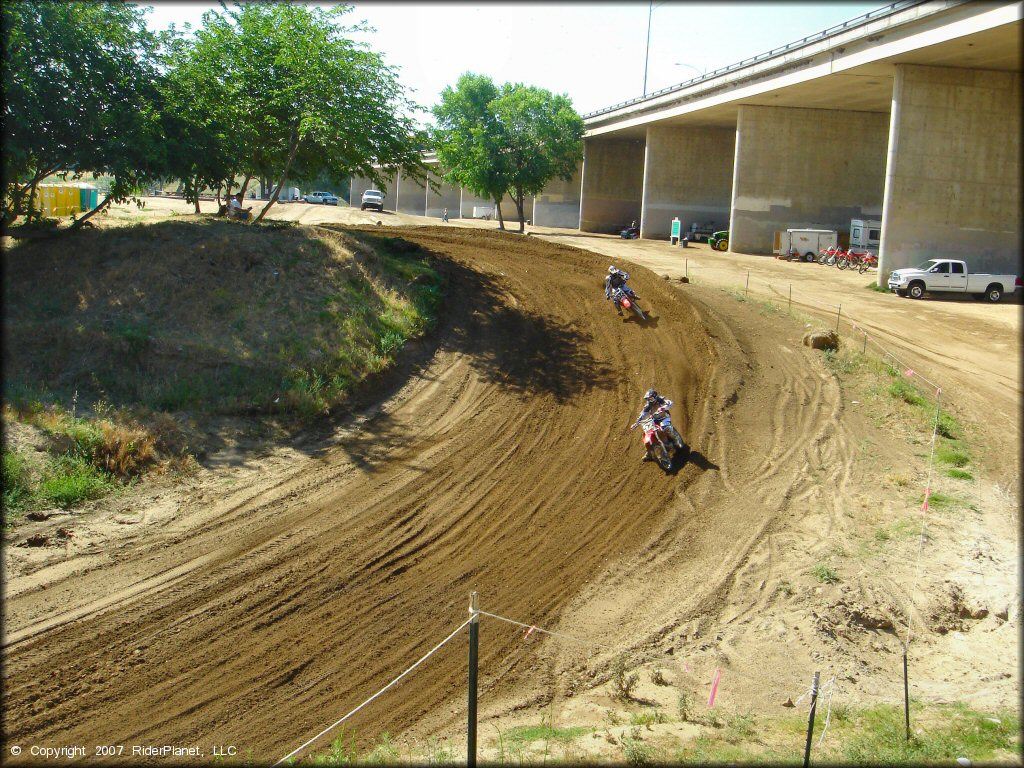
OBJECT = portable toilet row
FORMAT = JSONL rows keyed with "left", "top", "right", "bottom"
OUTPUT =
{"left": 32, "top": 183, "right": 99, "bottom": 217}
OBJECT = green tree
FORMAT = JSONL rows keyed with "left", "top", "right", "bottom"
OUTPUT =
{"left": 159, "top": 15, "right": 246, "bottom": 214}
{"left": 491, "top": 84, "right": 584, "bottom": 233}
{"left": 431, "top": 75, "right": 584, "bottom": 233}
{"left": 198, "top": 3, "right": 425, "bottom": 223}
{"left": 431, "top": 73, "right": 511, "bottom": 229}
{"left": 1, "top": 1, "right": 165, "bottom": 230}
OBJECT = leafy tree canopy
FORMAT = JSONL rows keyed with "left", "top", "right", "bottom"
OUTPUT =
{"left": 432, "top": 73, "right": 584, "bottom": 232}
{"left": 2, "top": 0, "right": 165, "bottom": 229}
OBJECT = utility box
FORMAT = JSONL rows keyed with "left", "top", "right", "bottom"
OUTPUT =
{"left": 850, "top": 219, "right": 881, "bottom": 249}
{"left": 773, "top": 228, "right": 838, "bottom": 261}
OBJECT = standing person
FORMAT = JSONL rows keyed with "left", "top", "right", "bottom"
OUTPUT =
{"left": 442, "top": 207, "right": 449, "bottom": 223}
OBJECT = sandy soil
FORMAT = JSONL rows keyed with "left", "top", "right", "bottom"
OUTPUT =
{"left": 2, "top": 197, "right": 1018, "bottom": 763}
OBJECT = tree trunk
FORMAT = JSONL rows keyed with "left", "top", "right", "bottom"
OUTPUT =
{"left": 25, "top": 169, "right": 49, "bottom": 225}
{"left": 239, "top": 173, "right": 252, "bottom": 200}
{"left": 254, "top": 123, "right": 301, "bottom": 224}
{"left": 513, "top": 190, "right": 525, "bottom": 234}
{"left": 494, "top": 196, "right": 505, "bottom": 231}
{"left": 67, "top": 193, "right": 113, "bottom": 232}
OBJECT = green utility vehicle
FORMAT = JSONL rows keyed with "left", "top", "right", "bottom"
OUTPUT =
{"left": 708, "top": 230, "right": 729, "bottom": 251}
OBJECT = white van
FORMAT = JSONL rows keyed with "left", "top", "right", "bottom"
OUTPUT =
{"left": 850, "top": 219, "right": 881, "bottom": 250}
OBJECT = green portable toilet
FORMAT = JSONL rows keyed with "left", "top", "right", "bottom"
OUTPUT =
{"left": 79, "top": 184, "right": 99, "bottom": 211}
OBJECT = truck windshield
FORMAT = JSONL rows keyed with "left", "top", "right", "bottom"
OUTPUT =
{"left": 913, "top": 260, "right": 941, "bottom": 271}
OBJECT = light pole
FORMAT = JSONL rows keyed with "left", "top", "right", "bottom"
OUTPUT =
{"left": 643, "top": 0, "right": 654, "bottom": 96}
{"left": 673, "top": 62, "right": 706, "bottom": 80}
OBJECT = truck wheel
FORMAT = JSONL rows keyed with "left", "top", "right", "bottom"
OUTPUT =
{"left": 985, "top": 285, "right": 1002, "bottom": 302}
{"left": 908, "top": 282, "right": 925, "bottom": 299}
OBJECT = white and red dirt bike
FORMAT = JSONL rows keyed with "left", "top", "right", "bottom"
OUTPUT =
{"left": 611, "top": 287, "right": 646, "bottom": 320}
{"left": 632, "top": 407, "right": 684, "bottom": 471}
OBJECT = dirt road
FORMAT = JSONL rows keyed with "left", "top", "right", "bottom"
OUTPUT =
{"left": 3, "top": 201, "right": 1018, "bottom": 763}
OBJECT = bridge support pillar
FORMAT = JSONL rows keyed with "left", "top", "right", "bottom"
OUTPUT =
{"left": 640, "top": 126, "right": 735, "bottom": 240}
{"left": 879, "top": 64, "right": 1021, "bottom": 277}
{"left": 396, "top": 172, "right": 427, "bottom": 216}
{"left": 425, "top": 169, "right": 461, "bottom": 220}
{"left": 580, "top": 137, "right": 645, "bottom": 234}
{"left": 533, "top": 162, "right": 583, "bottom": 229}
{"left": 729, "top": 105, "right": 888, "bottom": 254}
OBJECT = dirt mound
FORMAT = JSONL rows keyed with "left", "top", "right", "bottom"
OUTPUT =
{"left": 2, "top": 224, "right": 1017, "bottom": 762}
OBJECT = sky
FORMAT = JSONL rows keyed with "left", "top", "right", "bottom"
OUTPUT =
{"left": 142, "top": 2, "right": 881, "bottom": 122}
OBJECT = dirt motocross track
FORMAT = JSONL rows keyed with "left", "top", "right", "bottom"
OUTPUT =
{"left": 2, "top": 222, "right": 1019, "bottom": 762}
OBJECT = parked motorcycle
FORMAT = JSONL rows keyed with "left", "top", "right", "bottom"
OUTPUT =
{"left": 632, "top": 407, "right": 683, "bottom": 471}
{"left": 611, "top": 287, "right": 645, "bottom": 320}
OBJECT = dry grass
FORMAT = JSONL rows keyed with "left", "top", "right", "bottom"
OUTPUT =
{"left": 2, "top": 217, "right": 443, "bottom": 518}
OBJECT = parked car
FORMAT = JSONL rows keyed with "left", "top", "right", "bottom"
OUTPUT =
{"left": 305, "top": 191, "right": 338, "bottom": 205}
{"left": 887, "top": 259, "right": 1020, "bottom": 302}
{"left": 708, "top": 230, "right": 729, "bottom": 251}
{"left": 361, "top": 190, "right": 384, "bottom": 211}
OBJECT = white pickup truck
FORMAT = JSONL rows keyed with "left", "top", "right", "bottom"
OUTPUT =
{"left": 887, "top": 259, "right": 1020, "bottom": 303}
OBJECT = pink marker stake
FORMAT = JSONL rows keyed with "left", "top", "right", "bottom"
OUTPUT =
{"left": 708, "top": 668, "right": 721, "bottom": 707}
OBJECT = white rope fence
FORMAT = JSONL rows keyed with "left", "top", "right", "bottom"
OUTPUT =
{"left": 273, "top": 615, "right": 474, "bottom": 766}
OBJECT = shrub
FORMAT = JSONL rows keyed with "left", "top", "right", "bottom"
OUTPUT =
{"left": 38, "top": 455, "right": 113, "bottom": 508}
{"left": 677, "top": 692, "right": 693, "bottom": 722}
{"left": 2, "top": 450, "right": 31, "bottom": 514}
{"left": 811, "top": 561, "right": 840, "bottom": 584}
{"left": 936, "top": 442, "right": 970, "bottom": 468}
{"left": 888, "top": 378, "right": 925, "bottom": 406}
{"left": 612, "top": 654, "right": 640, "bottom": 700}
{"left": 622, "top": 737, "right": 654, "bottom": 766}
{"left": 946, "top": 468, "right": 974, "bottom": 481}
{"left": 650, "top": 666, "right": 669, "bottom": 686}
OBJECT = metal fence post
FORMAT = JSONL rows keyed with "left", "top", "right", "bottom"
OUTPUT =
{"left": 803, "top": 671, "right": 820, "bottom": 768}
{"left": 468, "top": 592, "right": 479, "bottom": 767}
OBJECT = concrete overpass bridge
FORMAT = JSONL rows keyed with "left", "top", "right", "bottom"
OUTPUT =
{"left": 355, "top": 0, "right": 1021, "bottom": 275}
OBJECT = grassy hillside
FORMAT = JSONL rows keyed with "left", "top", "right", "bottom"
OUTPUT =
{"left": 1, "top": 218, "right": 444, "bottom": 522}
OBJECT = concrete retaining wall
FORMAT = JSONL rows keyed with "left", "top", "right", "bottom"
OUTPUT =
{"left": 641, "top": 126, "right": 735, "bottom": 239}
{"left": 730, "top": 105, "right": 888, "bottom": 254}
{"left": 880, "top": 64, "right": 1022, "bottom": 276}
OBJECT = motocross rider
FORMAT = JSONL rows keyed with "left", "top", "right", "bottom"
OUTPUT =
{"left": 604, "top": 266, "right": 637, "bottom": 315}
{"left": 637, "top": 388, "right": 684, "bottom": 461}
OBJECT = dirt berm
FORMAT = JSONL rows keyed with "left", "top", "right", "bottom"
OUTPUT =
{"left": 1, "top": 224, "right": 1017, "bottom": 762}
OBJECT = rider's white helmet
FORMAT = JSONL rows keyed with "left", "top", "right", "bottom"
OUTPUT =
{"left": 608, "top": 266, "right": 618, "bottom": 274}
{"left": 644, "top": 388, "right": 659, "bottom": 402}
